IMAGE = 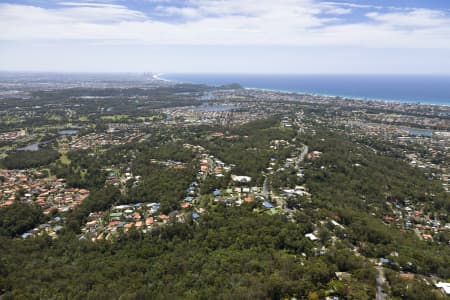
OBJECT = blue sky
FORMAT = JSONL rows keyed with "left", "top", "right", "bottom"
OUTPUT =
{"left": 1, "top": 0, "right": 450, "bottom": 73}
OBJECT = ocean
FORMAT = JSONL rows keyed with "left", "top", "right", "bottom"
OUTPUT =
{"left": 160, "top": 74, "right": 450, "bottom": 106}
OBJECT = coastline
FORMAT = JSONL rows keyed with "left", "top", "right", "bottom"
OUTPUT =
{"left": 157, "top": 74, "right": 450, "bottom": 108}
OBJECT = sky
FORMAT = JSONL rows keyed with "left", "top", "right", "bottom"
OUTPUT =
{"left": 0, "top": 0, "right": 450, "bottom": 74}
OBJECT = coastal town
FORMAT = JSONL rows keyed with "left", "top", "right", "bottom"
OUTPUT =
{"left": 0, "top": 76, "right": 449, "bottom": 299}
{"left": 2, "top": 0, "right": 450, "bottom": 296}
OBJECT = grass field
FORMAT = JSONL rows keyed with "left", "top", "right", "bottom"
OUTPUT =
{"left": 100, "top": 115, "right": 129, "bottom": 121}
{"left": 136, "top": 115, "right": 164, "bottom": 121}
{"left": 59, "top": 153, "right": 71, "bottom": 165}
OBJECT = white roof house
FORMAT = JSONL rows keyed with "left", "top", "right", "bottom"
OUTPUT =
{"left": 436, "top": 282, "right": 450, "bottom": 295}
{"left": 305, "top": 233, "right": 319, "bottom": 241}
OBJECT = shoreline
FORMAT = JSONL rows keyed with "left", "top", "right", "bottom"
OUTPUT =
{"left": 157, "top": 74, "right": 450, "bottom": 108}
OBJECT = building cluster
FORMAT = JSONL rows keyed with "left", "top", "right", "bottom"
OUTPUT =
{"left": 150, "top": 159, "right": 187, "bottom": 170}
{"left": 21, "top": 216, "right": 65, "bottom": 239}
{"left": 0, "top": 169, "right": 89, "bottom": 214}
{"left": 367, "top": 113, "right": 449, "bottom": 129}
{"left": 160, "top": 104, "right": 264, "bottom": 126}
{"left": 69, "top": 132, "right": 144, "bottom": 150}
{"left": 197, "top": 152, "right": 232, "bottom": 180}
{"left": 0, "top": 129, "right": 26, "bottom": 140}
{"left": 384, "top": 199, "right": 450, "bottom": 244}
{"left": 80, "top": 202, "right": 205, "bottom": 241}
{"left": 346, "top": 122, "right": 421, "bottom": 138}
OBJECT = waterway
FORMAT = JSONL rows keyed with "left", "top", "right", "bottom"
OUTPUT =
{"left": 17, "top": 129, "right": 79, "bottom": 151}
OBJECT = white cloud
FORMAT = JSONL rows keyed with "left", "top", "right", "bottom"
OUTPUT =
{"left": 322, "top": 7, "right": 352, "bottom": 15}
{"left": 0, "top": 1, "right": 449, "bottom": 49}
{"left": 321, "top": 1, "right": 381, "bottom": 9}
{"left": 366, "top": 9, "right": 450, "bottom": 28}
{"left": 59, "top": 2, "right": 127, "bottom": 8}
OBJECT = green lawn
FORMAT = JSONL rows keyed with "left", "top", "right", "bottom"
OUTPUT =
{"left": 60, "top": 153, "right": 71, "bottom": 165}
{"left": 100, "top": 115, "right": 129, "bottom": 121}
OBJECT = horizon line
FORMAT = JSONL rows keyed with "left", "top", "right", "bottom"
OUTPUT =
{"left": 2, "top": 70, "right": 450, "bottom": 76}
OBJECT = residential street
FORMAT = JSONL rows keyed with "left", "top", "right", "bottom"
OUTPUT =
{"left": 376, "top": 267, "right": 387, "bottom": 300}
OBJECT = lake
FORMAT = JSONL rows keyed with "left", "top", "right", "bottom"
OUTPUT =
{"left": 58, "top": 129, "right": 79, "bottom": 135}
